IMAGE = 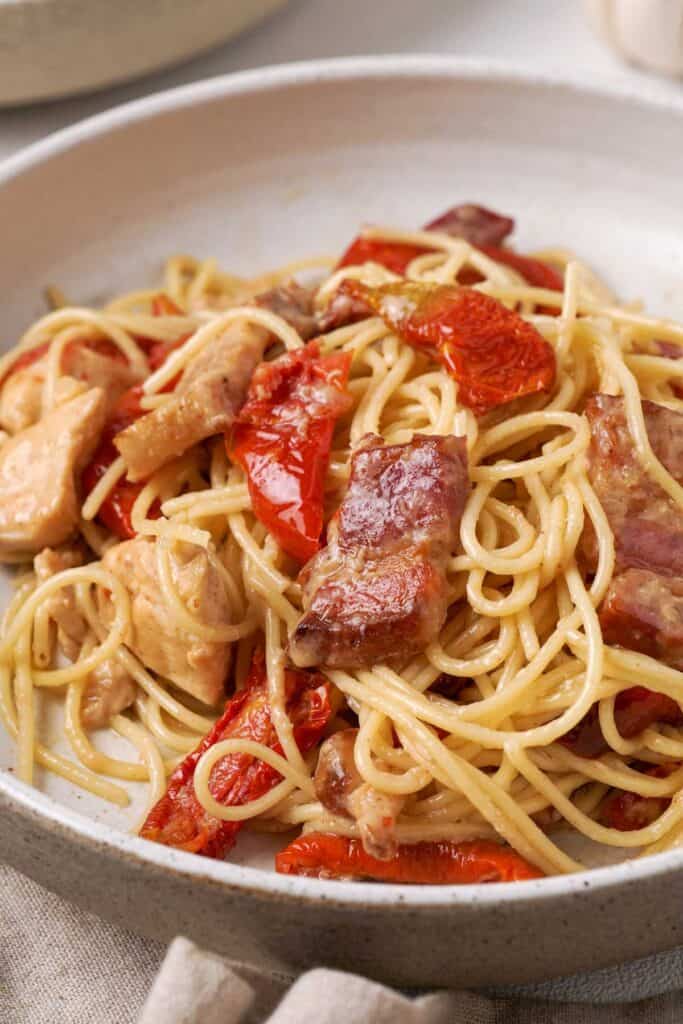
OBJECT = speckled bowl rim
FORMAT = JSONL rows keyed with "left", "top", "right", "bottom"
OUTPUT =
{"left": 2, "top": 54, "right": 683, "bottom": 910}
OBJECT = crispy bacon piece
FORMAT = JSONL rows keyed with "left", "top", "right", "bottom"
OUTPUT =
{"left": 290, "top": 433, "right": 468, "bottom": 669}
{"left": 561, "top": 685, "right": 682, "bottom": 758}
{"left": 599, "top": 763, "right": 678, "bottom": 832}
{"left": 140, "top": 648, "right": 331, "bottom": 858}
{"left": 275, "top": 833, "right": 543, "bottom": 882}
{"left": 584, "top": 395, "right": 683, "bottom": 684}
{"left": 231, "top": 341, "right": 352, "bottom": 563}
{"left": 584, "top": 395, "right": 683, "bottom": 576}
{"left": 424, "top": 204, "right": 515, "bottom": 247}
{"left": 341, "top": 280, "right": 555, "bottom": 415}
{"left": 599, "top": 570, "right": 683, "bottom": 671}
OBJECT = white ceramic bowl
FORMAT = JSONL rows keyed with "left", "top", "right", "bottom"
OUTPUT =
{"left": 0, "top": 0, "right": 289, "bottom": 106}
{"left": 2, "top": 57, "right": 683, "bottom": 990}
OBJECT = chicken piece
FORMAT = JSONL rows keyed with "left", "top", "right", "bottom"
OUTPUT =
{"left": 0, "top": 388, "right": 106, "bottom": 558}
{"left": 33, "top": 544, "right": 89, "bottom": 655}
{"left": 99, "top": 537, "right": 232, "bottom": 706}
{"left": 254, "top": 281, "right": 318, "bottom": 341}
{"left": 290, "top": 433, "right": 469, "bottom": 668}
{"left": 81, "top": 658, "right": 137, "bottom": 730}
{"left": 115, "top": 322, "right": 267, "bottom": 482}
{"left": 583, "top": 394, "right": 683, "bottom": 575}
{"left": 313, "top": 729, "right": 404, "bottom": 860}
{"left": 0, "top": 360, "right": 84, "bottom": 435}
{"left": 34, "top": 544, "right": 136, "bottom": 725}
{"left": 0, "top": 347, "right": 140, "bottom": 435}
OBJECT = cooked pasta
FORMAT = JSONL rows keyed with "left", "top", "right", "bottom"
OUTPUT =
{"left": 2, "top": 203, "right": 683, "bottom": 884}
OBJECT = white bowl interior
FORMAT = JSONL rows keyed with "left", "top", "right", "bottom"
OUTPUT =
{"left": 2, "top": 58, "right": 683, "bottom": 877}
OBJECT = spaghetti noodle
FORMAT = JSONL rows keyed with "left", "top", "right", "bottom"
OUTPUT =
{"left": 2, "top": 205, "right": 683, "bottom": 883}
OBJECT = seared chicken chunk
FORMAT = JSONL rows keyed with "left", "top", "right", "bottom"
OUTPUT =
{"left": 100, "top": 538, "right": 232, "bottom": 706}
{"left": 82, "top": 658, "right": 137, "bottom": 730}
{"left": 0, "top": 388, "right": 106, "bottom": 558}
{"left": 314, "top": 729, "right": 404, "bottom": 859}
{"left": 115, "top": 322, "right": 267, "bottom": 482}
{"left": 33, "top": 544, "right": 88, "bottom": 654}
{"left": 34, "top": 544, "right": 136, "bottom": 728}
{"left": 0, "top": 346, "right": 140, "bottom": 435}
{"left": 290, "top": 433, "right": 469, "bottom": 668}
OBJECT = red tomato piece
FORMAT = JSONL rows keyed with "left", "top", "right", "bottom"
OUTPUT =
{"left": 478, "top": 245, "right": 564, "bottom": 292}
{"left": 231, "top": 341, "right": 352, "bottom": 563}
{"left": 138, "top": 292, "right": 187, "bottom": 370}
{"left": 81, "top": 384, "right": 149, "bottom": 540}
{"left": 338, "top": 236, "right": 431, "bottom": 276}
{"left": 561, "top": 686, "right": 682, "bottom": 759}
{"left": 615, "top": 686, "right": 682, "bottom": 738}
{"left": 2, "top": 335, "right": 127, "bottom": 386}
{"left": 81, "top": 294, "right": 186, "bottom": 539}
{"left": 599, "top": 763, "right": 678, "bottom": 832}
{"left": 275, "top": 834, "right": 543, "bottom": 882}
{"left": 341, "top": 280, "right": 555, "bottom": 415}
{"left": 140, "top": 648, "right": 331, "bottom": 858}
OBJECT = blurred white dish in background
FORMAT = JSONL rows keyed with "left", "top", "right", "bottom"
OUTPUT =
{"left": 0, "top": 0, "right": 289, "bottom": 106}
{"left": 584, "top": 0, "right": 683, "bottom": 76}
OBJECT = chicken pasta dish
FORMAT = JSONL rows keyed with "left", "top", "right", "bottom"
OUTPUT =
{"left": 3, "top": 204, "right": 683, "bottom": 884}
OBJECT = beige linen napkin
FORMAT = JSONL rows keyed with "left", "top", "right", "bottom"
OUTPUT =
{"left": 2, "top": 862, "right": 683, "bottom": 1024}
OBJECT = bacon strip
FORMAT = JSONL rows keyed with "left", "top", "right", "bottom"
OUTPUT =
{"left": 289, "top": 433, "right": 468, "bottom": 669}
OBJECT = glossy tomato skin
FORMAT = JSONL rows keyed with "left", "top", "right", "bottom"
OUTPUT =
{"left": 599, "top": 763, "right": 679, "bottom": 832}
{"left": 561, "top": 686, "right": 683, "bottom": 759}
{"left": 81, "top": 384, "right": 148, "bottom": 539}
{"left": 478, "top": 245, "right": 564, "bottom": 292}
{"left": 342, "top": 280, "right": 555, "bottom": 416}
{"left": 276, "top": 833, "right": 543, "bottom": 882}
{"left": 231, "top": 341, "right": 352, "bottom": 563}
{"left": 80, "top": 294, "right": 185, "bottom": 539}
{"left": 338, "top": 235, "right": 430, "bottom": 276}
{"left": 140, "top": 648, "right": 331, "bottom": 858}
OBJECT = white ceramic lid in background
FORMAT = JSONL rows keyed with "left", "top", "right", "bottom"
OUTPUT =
{"left": 0, "top": 0, "right": 289, "bottom": 106}
{"left": 584, "top": 0, "right": 683, "bottom": 76}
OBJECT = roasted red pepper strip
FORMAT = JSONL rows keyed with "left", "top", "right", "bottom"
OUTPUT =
{"left": 231, "top": 341, "right": 352, "bottom": 563}
{"left": 140, "top": 649, "right": 331, "bottom": 858}
{"left": 81, "top": 294, "right": 185, "bottom": 539}
{"left": 338, "top": 236, "right": 431, "bottom": 276}
{"left": 275, "top": 834, "right": 543, "bottom": 882}
{"left": 341, "top": 280, "right": 555, "bottom": 415}
{"left": 137, "top": 293, "right": 187, "bottom": 371}
{"left": 2, "top": 335, "right": 127, "bottom": 384}
{"left": 479, "top": 245, "right": 564, "bottom": 292}
{"left": 599, "top": 763, "right": 679, "bottom": 832}
{"left": 561, "top": 686, "right": 682, "bottom": 759}
{"left": 81, "top": 384, "right": 148, "bottom": 539}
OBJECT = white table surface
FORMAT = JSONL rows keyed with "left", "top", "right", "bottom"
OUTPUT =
{"left": 1, "top": 0, "right": 682, "bottom": 163}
